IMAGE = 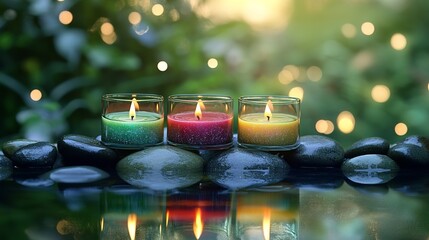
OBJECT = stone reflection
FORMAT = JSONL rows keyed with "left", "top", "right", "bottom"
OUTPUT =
{"left": 100, "top": 186, "right": 299, "bottom": 239}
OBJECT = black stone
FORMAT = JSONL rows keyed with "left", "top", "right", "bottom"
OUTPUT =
{"left": 11, "top": 142, "right": 57, "bottom": 168}
{"left": 388, "top": 143, "right": 429, "bottom": 168}
{"left": 207, "top": 148, "right": 289, "bottom": 190}
{"left": 401, "top": 135, "right": 429, "bottom": 150}
{"left": 342, "top": 154, "right": 399, "bottom": 185}
{"left": 0, "top": 154, "right": 13, "bottom": 180}
{"left": 283, "top": 168, "right": 344, "bottom": 190}
{"left": 2, "top": 139, "right": 38, "bottom": 158}
{"left": 57, "top": 134, "right": 118, "bottom": 169}
{"left": 278, "top": 135, "right": 344, "bottom": 168}
{"left": 345, "top": 137, "right": 390, "bottom": 158}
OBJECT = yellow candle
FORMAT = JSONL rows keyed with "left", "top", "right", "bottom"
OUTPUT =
{"left": 238, "top": 113, "right": 299, "bottom": 146}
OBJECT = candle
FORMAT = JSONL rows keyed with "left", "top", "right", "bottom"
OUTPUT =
{"left": 101, "top": 94, "right": 164, "bottom": 149}
{"left": 167, "top": 95, "right": 233, "bottom": 150}
{"left": 238, "top": 96, "right": 300, "bottom": 151}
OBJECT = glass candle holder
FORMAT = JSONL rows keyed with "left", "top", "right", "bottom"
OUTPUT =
{"left": 101, "top": 93, "right": 164, "bottom": 149}
{"left": 167, "top": 94, "right": 233, "bottom": 150}
{"left": 238, "top": 95, "right": 300, "bottom": 151}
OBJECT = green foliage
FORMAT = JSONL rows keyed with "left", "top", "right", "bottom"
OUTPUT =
{"left": 0, "top": 0, "right": 428, "bottom": 146}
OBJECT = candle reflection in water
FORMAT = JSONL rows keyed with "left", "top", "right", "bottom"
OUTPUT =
{"left": 100, "top": 187, "right": 298, "bottom": 239}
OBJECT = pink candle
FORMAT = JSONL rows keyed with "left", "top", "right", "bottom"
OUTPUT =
{"left": 167, "top": 112, "right": 233, "bottom": 146}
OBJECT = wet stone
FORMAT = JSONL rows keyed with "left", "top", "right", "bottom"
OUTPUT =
{"left": 388, "top": 143, "right": 429, "bottom": 168}
{"left": 345, "top": 137, "right": 390, "bottom": 159}
{"left": 206, "top": 148, "right": 289, "bottom": 190}
{"left": 57, "top": 134, "right": 118, "bottom": 169}
{"left": 10, "top": 142, "right": 57, "bottom": 168}
{"left": 50, "top": 166, "right": 109, "bottom": 184}
{"left": 342, "top": 154, "right": 399, "bottom": 185}
{"left": 2, "top": 139, "right": 38, "bottom": 159}
{"left": 401, "top": 135, "right": 429, "bottom": 150}
{"left": 0, "top": 154, "right": 13, "bottom": 180}
{"left": 278, "top": 135, "right": 345, "bottom": 168}
{"left": 116, "top": 146, "right": 204, "bottom": 190}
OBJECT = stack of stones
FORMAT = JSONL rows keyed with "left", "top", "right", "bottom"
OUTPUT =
{"left": 0, "top": 134, "right": 428, "bottom": 187}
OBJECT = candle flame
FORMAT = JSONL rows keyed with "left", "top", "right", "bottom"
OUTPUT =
{"left": 264, "top": 100, "right": 273, "bottom": 121}
{"left": 100, "top": 217, "right": 104, "bottom": 232}
{"left": 193, "top": 208, "right": 204, "bottom": 239}
{"left": 263, "top": 208, "right": 271, "bottom": 240}
{"left": 166, "top": 210, "right": 170, "bottom": 227}
{"left": 129, "top": 98, "right": 137, "bottom": 120}
{"left": 128, "top": 213, "right": 137, "bottom": 240}
{"left": 195, "top": 101, "right": 203, "bottom": 120}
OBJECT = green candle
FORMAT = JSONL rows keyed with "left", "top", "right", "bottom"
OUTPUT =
{"left": 101, "top": 111, "right": 164, "bottom": 148}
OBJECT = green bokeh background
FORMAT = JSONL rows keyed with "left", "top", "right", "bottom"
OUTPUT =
{"left": 1, "top": 0, "right": 428, "bottom": 147}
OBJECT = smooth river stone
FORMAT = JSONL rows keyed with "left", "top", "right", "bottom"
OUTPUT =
{"left": 10, "top": 142, "right": 57, "bottom": 168}
{"left": 2, "top": 139, "right": 38, "bottom": 158}
{"left": 401, "top": 135, "right": 429, "bottom": 149}
{"left": 278, "top": 135, "right": 345, "bottom": 168}
{"left": 50, "top": 166, "right": 109, "bottom": 183}
{"left": 57, "top": 135, "right": 118, "bottom": 168}
{"left": 345, "top": 137, "right": 390, "bottom": 158}
{"left": 388, "top": 143, "right": 429, "bottom": 168}
{"left": 206, "top": 148, "right": 289, "bottom": 190}
{"left": 116, "top": 146, "right": 204, "bottom": 190}
{"left": 0, "top": 154, "right": 13, "bottom": 180}
{"left": 341, "top": 154, "right": 399, "bottom": 185}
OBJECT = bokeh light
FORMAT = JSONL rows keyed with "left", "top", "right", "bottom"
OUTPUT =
{"left": 152, "top": 4, "right": 164, "bottom": 16}
{"left": 207, "top": 58, "right": 218, "bottom": 68}
{"left": 289, "top": 87, "right": 304, "bottom": 101}
{"left": 306, "top": 66, "right": 322, "bottom": 82}
{"left": 371, "top": 85, "right": 390, "bottom": 103}
{"left": 128, "top": 12, "right": 141, "bottom": 25}
{"left": 100, "top": 22, "right": 114, "bottom": 35}
{"left": 391, "top": 33, "right": 407, "bottom": 50}
{"left": 315, "top": 119, "right": 335, "bottom": 134}
{"left": 59, "top": 11, "right": 73, "bottom": 25}
{"left": 157, "top": 61, "right": 168, "bottom": 71}
{"left": 361, "top": 22, "right": 375, "bottom": 36}
{"left": 341, "top": 23, "right": 356, "bottom": 38}
{"left": 337, "top": 111, "right": 355, "bottom": 134}
{"left": 30, "top": 89, "right": 42, "bottom": 102}
{"left": 394, "top": 122, "right": 408, "bottom": 136}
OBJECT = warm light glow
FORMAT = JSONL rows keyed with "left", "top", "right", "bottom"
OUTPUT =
{"left": 132, "top": 97, "right": 140, "bottom": 111}
{"left": 128, "top": 11, "right": 142, "bottom": 25}
{"left": 207, "top": 58, "right": 218, "bottom": 68}
{"left": 193, "top": 208, "right": 204, "bottom": 240}
{"left": 100, "top": 217, "right": 104, "bottom": 232}
{"left": 371, "top": 85, "right": 390, "bottom": 103}
{"left": 30, "top": 89, "right": 42, "bottom": 101}
{"left": 157, "top": 61, "right": 168, "bottom": 71}
{"left": 263, "top": 208, "right": 271, "bottom": 240}
{"left": 128, "top": 213, "right": 137, "bottom": 240}
{"left": 152, "top": 4, "right": 164, "bottom": 16}
{"left": 361, "top": 22, "right": 375, "bottom": 36}
{"left": 278, "top": 68, "right": 294, "bottom": 85}
{"left": 166, "top": 210, "right": 170, "bottom": 227}
{"left": 306, "top": 66, "right": 322, "bottom": 82}
{"left": 195, "top": 101, "right": 203, "bottom": 120}
{"left": 391, "top": 33, "right": 407, "bottom": 50}
{"left": 315, "top": 120, "right": 335, "bottom": 135}
{"left": 341, "top": 23, "right": 356, "bottom": 38}
{"left": 101, "top": 32, "right": 117, "bottom": 44}
{"left": 289, "top": 87, "right": 304, "bottom": 101}
{"left": 101, "top": 22, "right": 114, "bottom": 35}
{"left": 337, "top": 111, "right": 355, "bottom": 134}
{"left": 198, "top": 99, "right": 206, "bottom": 110}
{"left": 264, "top": 100, "right": 273, "bottom": 121}
{"left": 59, "top": 11, "right": 73, "bottom": 25}
{"left": 56, "top": 219, "right": 73, "bottom": 235}
{"left": 170, "top": 9, "right": 180, "bottom": 21}
{"left": 395, "top": 122, "right": 408, "bottom": 136}
{"left": 427, "top": 83, "right": 429, "bottom": 91}
{"left": 129, "top": 99, "right": 136, "bottom": 120}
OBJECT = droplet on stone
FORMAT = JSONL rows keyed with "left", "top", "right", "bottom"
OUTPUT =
{"left": 11, "top": 142, "right": 57, "bottom": 168}
{"left": 345, "top": 137, "right": 390, "bottom": 158}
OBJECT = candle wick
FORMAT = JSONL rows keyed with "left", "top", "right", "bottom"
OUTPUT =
{"left": 197, "top": 116, "right": 200, "bottom": 120}
{"left": 267, "top": 116, "right": 270, "bottom": 121}
{"left": 131, "top": 116, "right": 134, "bottom": 121}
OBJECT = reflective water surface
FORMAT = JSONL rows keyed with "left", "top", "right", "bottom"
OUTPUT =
{"left": 0, "top": 168, "right": 428, "bottom": 240}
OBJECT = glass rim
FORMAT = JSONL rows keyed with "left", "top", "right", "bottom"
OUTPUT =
{"left": 168, "top": 94, "right": 233, "bottom": 103}
{"left": 239, "top": 95, "right": 300, "bottom": 104}
{"left": 102, "top": 93, "right": 163, "bottom": 102}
